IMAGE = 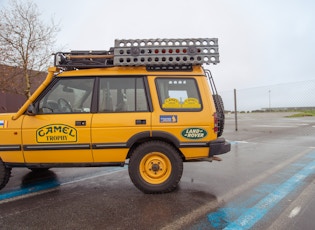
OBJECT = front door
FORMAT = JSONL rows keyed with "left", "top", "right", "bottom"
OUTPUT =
{"left": 22, "top": 77, "right": 95, "bottom": 163}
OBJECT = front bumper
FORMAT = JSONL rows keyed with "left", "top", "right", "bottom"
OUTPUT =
{"left": 208, "top": 138, "right": 231, "bottom": 156}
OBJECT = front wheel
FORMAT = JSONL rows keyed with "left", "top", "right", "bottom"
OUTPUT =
{"left": 0, "top": 159, "right": 11, "bottom": 190}
{"left": 128, "top": 141, "right": 183, "bottom": 194}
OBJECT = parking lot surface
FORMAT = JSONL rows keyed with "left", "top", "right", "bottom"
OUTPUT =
{"left": 1, "top": 112, "right": 315, "bottom": 229}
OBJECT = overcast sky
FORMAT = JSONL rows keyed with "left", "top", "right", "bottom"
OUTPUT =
{"left": 1, "top": 0, "right": 315, "bottom": 93}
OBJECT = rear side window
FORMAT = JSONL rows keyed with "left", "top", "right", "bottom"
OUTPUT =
{"left": 156, "top": 78, "right": 202, "bottom": 111}
{"left": 98, "top": 77, "right": 149, "bottom": 112}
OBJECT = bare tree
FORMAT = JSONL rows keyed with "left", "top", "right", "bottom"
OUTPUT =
{"left": 0, "top": 0, "right": 59, "bottom": 98}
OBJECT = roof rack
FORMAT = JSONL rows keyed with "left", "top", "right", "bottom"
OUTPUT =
{"left": 54, "top": 38, "right": 219, "bottom": 70}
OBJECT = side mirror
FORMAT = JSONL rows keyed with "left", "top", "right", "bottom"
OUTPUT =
{"left": 26, "top": 104, "right": 37, "bottom": 116}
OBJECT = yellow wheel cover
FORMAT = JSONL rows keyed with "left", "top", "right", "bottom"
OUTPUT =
{"left": 139, "top": 152, "right": 172, "bottom": 184}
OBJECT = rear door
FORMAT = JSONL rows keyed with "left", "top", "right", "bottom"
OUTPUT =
{"left": 91, "top": 76, "right": 151, "bottom": 163}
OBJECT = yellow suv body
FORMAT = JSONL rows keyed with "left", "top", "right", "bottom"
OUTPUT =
{"left": 0, "top": 38, "right": 230, "bottom": 193}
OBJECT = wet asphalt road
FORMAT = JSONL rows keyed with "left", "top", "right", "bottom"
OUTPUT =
{"left": 0, "top": 112, "right": 315, "bottom": 229}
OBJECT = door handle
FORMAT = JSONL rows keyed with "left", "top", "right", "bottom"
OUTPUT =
{"left": 135, "top": 119, "right": 146, "bottom": 125}
{"left": 75, "top": 120, "right": 86, "bottom": 126}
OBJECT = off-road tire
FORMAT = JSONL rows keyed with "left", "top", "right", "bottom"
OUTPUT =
{"left": 0, "top": 158, "right": 11, "bottom": 190}
{"left": 213, "top": 94, "right": 225, "bottom": 137}
{"left": 128, "top": 141, "right": 183, "bottom": 194}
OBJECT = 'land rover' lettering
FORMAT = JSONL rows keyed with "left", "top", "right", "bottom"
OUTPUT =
{"left": 181, "top": 128, "right": 207, "bottom": 140}
{"left": 36, "top": 124, "right": 77, "bottom": 143}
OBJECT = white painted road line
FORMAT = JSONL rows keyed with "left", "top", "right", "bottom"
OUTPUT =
{"left": 161, "top": 148, "right": 313, "bottom": 230}
{"left": 288, "top": 206, "right": 301, "bottom": 218}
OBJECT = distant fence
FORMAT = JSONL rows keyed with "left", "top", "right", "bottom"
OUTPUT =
{"left": 1, "top": 79, "right": 315, "bottom": 114}
{"left": 0, "top": 92, "right": 26, "bottom": 113}
{"left": 220, "top": 80, "right": 315, "bottom": 112}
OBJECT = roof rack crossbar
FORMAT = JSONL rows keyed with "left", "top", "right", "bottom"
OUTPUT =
{"left": 65, "top": 54, "right": 114, "bottom": 59}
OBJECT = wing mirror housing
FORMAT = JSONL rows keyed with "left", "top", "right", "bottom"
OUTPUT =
{"left": 26, "top": 104, "right": 37, "bottom": 116}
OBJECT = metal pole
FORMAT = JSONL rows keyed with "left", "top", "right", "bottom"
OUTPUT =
{"left": 269, "top": 90, "right": 271, "bottom": 111}
{"left": 234, "top": 89, "right": 238, "bottom": 131}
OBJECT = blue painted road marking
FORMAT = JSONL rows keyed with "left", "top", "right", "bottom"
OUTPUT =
{"left": 0, "top": 167, "right": 126, "bottom": 201}
{"left": 193, "top": 150, "right": 315, "bottom": 229}
{"left": 0, "top": 180, "right": 60, "bottom": 201}
{"left": 223, "top": 157, "right": 315, "bottom": 229}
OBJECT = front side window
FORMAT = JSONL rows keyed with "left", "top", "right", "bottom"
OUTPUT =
{"left": 156, "top": 78, "right": 202, "bottom": 111}
{"left": 38, "top": 78, "right": 95, "bottom": 114}
{"left": 98, "top": 77, "right": 149, "bottom": 112}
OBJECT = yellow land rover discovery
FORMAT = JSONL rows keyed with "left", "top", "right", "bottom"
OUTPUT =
{"left": 0, "top": 38, "right": 230, "bottom": 193}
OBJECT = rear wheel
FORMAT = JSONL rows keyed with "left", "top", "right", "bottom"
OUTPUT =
{"left": 0, "top": 159, "right": 11, "bottom": 190}
{"left": 128, "top": 141, "right": 183, "bottom": 194}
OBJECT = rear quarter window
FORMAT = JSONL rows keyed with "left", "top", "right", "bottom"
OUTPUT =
{"left": 156, "top": 78, "right": 202, "bottom": 111}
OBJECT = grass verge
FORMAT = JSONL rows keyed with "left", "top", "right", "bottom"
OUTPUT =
{"left": 286, "top": 110, "right": 315, "bottom": 117}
